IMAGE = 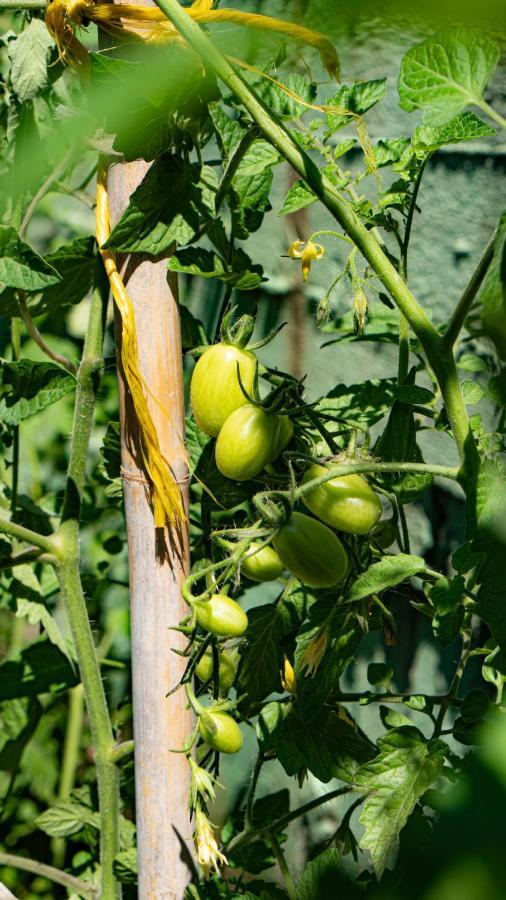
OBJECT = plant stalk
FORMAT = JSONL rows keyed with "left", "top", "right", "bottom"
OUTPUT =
{"left": 443, "top": 225, "right": 498, "bottom": 349}
{"left": 57, "top": 285, "right": 120, "bottom": 900}
{"left": 0, "top": 851, "right": 96, "bottom": 897}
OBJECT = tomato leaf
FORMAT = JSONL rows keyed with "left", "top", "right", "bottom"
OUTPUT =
{"left": 278, "top": 179, "right": 317, "bottom": 217}
{"left": 0, "top": 639, "right": 79, "bottom": 700}
{"left": 412, "top": 112, "right": 496, "bottom": 151}
{"left": 344, "top": 554, "right": 426, "bottom": 603}
{"left": 316, "top": 378, "right": 398, "bottom": 428}
{"left": 237, "top": 586, "right": 310, "bottom": 713}
{"left": 168, "top": 246, "right": 264, "bottom": 291}
{"left": 0, "top": 226, "right": 61, "bottom": 292}
{"left": 257, "top": 701, "right": 375, "bottom": 784}
{"left": 0, "top": 360, "right": 76, "bottom": 426}
{"left": 357, "top": 728, "right": 446, "bottom": 877}
{"left": 479, "top": 210, "right": 506, "bottom": 360}
{"left": 104, "top": 158, "right": 216, "bottom": 254}
{"left": 325, "top": 79, "right": 386, "bottom": 133}
{"left": 0, "top": 697, "right": 41, "bottom": 771}
{"left": 7, "top": 19, "right": 53, "bottom": 103}
{"left": 398, "top": 30, "right": 499, "bottom": 125}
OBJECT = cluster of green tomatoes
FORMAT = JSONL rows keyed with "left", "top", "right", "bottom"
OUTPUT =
{"left": 180, "top": 318, "right": 385, "bottom": 757}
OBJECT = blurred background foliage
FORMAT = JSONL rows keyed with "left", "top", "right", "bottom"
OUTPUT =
{"left": 0, "top": 0, "right": 505, "bottom": 896}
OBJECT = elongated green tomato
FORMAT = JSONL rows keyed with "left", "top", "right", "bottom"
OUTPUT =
{"left": 194, "top": 595, "right": 248, "bottom": 637}
{"left": 215, "top": 404, "right": 279, "bottom": 481}
{"left": 199, "top": 710, "right": 243, "bottom": 754}
{"left": 241, "top": 542, "right": 284, "bottom": 582}
{"left": 195, "top": 648, "right": 238, "bottom": 692}
{"left": 302, "top": 464, "right": 382, "bottom": 535}
{"left": 190, "top": 343, "right": 257, "bottom": 437}
{"left": 273, "top": 512, "right": 348, "bottom": 588}
{"left": 269, "top": 415, "right": 294, "bottom": 461}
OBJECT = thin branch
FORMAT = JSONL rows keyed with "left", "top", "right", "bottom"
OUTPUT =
{"left": 18, "top": 150, "right": 75, "bottom": 241}
{"left": 0, "top": 517, "right": 56, "bottom": 554}
{"left": 109, "top": 740, "right": 134, "bottom": 763}
{"left": 0, "top": 851, "right": 96, "bottom": 897}
{"left": 0, "top": 547, "right": 56, "bottom": 571}
{"left": 18, "top": 297, "right": 78, "bottom": 375}
{"left": 268, "top": 831, "right": 297, "bottom": 900}
{"left": 215, "top": 126, "right": 261, "bottom": 213}
{"left": 333, "top": 692, "right": 462, "bottom": 706}
{"left": 244, "top": 753, "right": 264, "bottom": 831}
{"left": 227, "top": 786, "right": 353, "bottom": 853}
{"left": 292, "top": 459, "right": 460, "bottom": 502}
{"left": 443, "top": 225, "right": 498, "bottom": 349}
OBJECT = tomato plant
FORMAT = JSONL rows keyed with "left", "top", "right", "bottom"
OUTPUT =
{"left": 0, "top": 2, "right": 505, "bottom": 899}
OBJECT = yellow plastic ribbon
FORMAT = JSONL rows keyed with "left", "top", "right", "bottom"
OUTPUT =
{"left": 96, "top": 163, "right": 185, "bottom": 528}
{"left": 45, "top": 0, "right": 339, "bottom": 78}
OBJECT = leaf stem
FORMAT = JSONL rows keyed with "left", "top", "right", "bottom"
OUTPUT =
{"left": 268, "top": 831, "right": 297, "bottom": 900}
{"left": 10, "top": 319, "right": 21, "bottom": 520}
{"left": 433, "top": 618, "right": 472, "bottom": 737}
{"left": 18, "top": 296, "right": 77, "bottom": 375}
{"left": 109, "top": 740, "right": 135, "bottom": 763}
{"left": 214, "top": 126, "right": 261, "bottom": 213}
{"left": 333, "top": 692, "right": 461, "bottom": 705}
{"left": 477, "top": 99, "right": 506, "bottom": 132}
{"left": 443, "top": 225, "right": 497, "bottom": 349}
{"left": 52, "top": 684, "right": 84, "bottom": 867}
{"left": 292, "top": 459, "right": 460, "bottom": 501}
{"left": 0, "top": 516, "right": 56, "bottom": 553}
{"left": 19, "top": 149, "right": 75, "bottom": 240}
{"left": 0, "top": 851, "right": 96, "bottom": 897}
{"left": 244, "top": 753, "right": 264, "bottom": 831}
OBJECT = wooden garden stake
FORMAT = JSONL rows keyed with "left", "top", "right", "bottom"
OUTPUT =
{"left": 107, "top": 158, "right": 193, "bottom": 896}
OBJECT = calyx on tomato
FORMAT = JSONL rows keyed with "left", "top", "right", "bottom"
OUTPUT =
{"left": 302, "top": 464, "right": 382, "bottom": 535}
{"left": 199, "top": 709, "right": 243, "bottom": 754}
{"left": 215, "top": 404, "right": 293, "bottom": 481}
{"left": 241, "top": 542, "right": 284, "bottom": 582}
{"left": 194, "top": 594, "right": 248, "bottom": 637}
{"left": 273, "top": 511, "right": 349, "bottom": 588}
{"left": 190, "top": 343, "right": 257, "bottom": 437}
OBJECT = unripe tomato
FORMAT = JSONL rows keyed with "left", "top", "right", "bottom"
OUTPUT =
{"left": 215, "top": 404, "right": 280, "bottom": 481}
{"left": 241, "top": 542, "right": 284, "bottom": 582}
{"left": 195, "top": 648, "right": 238, "bottom": 692}
{"left": 190, "top": 343, "right": 257, "bottom": 437}
{"left": 270, "top": 415, "right": 294, "bottom": 460}
{"left": 194, "top": 595, "right": 248, "bottom": 637}
{"left": 302, "top": 464, "right": 382, "bottom": 535}
{"left": 273, "top": 512, "right": 348, "bottom": 588}
{"left": 199, "top": 710, "right": 243, "bottom": 754}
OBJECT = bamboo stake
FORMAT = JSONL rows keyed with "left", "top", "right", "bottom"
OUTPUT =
{"left": 106, "top": 159, "right": 193, "bottom": 896}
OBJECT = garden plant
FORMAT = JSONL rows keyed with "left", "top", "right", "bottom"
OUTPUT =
{"left": 0, "top": 0, "right": 505, "bottom": 897}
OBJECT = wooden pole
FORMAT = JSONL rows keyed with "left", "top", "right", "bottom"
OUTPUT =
{"left": 107, "top": 159, "right": 193, "bottom": 897}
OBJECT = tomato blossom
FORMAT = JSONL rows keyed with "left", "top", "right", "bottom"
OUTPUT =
{"left": 288, "top": 239, "right": 325, "bottom": 281}
{"left": 300, "top": 626, "right": 329, "bottom": 676}
{"left": 194, "top": 807, "right": 228, "bottom": 879}
{"left": 189, "top": 757, "right": 221, "bottom": 806}
{"left": 281, "top": 656, "right": 297, "bottom": 694}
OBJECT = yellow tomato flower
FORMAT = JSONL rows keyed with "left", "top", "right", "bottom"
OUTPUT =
{"left": 288, "top": 239, "right": 325, "bottom": 281}
{"left": 281, "top": 656, "right": 297, "bottom": 695}
{"left": 300, "top": 626, "right": 329, "bottom": 677}
{"left": 194, "top": 808, "right": 228, "bottom": 879}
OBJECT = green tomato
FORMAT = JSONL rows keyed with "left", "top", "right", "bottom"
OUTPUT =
{"left": 190, "top": 343, "right": 257, "bottom": 437}
{"left": 199, "top": 710, "right": 243, "bottom": 754}
{"left": 241, "top": 542, "right": 284, "bottom": 582}
{"left": 270, "top": 415, "right": 294, "bottom": 461}
{"left": 302, "top": 464, "right": 382, "bottom": 535}
{"left": 195, "top": 648, "right": 238, "bottom": 692}
{"left": 273, "top": 511, "right": 348, "bottom": 588}
{"left": 194, "top": 594, "right": 248, "bottom": 637}
{"left": 215, "top": 404, "right": 280, "bottom": 481}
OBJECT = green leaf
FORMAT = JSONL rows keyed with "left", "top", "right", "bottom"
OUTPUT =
{"left": 209, "top": 103, "right": 244, "bottom": 156}
{"left": 36, "top": 792, "right": 100, "bottom": 838}
{"left": 430, "top": 575, "right": 465, "bottom": 647}
{"left": 0, "top": 639, "right": 79, "bottom": 700}
{"left": 460, "top": 380, "right": 484, "bottom": 405}
{"left": 297, "top": 850, "right": 344, "bottom": 900}
{"left": 0, "top": 697, "right": 41, "bottom": 771}
{"left": 294, "top": 598, "right": 362, "bottom": 719}
{"left": 278, "top": 179, "right": 317, "bottom": 216}
{"left": 180, "top": 305, "right": 207, "bottom": 352}
{"left": 412, "top": 112, "right": 496, "bottom": 151}
{"left": 114, "top": 849, "right": 137, "bottom": 885}
{"left": 398, "top": 29, "right": 500, "bottom": 125}
{"left": 479, "top": 210, "right": 506, "bottom": 359}
{"left": 367, "top": 663, "right": 394, "bottom": 688}
{"left": 357, "top": 728, "right": 446, "bottom": 877}
{"left": 473, "top": 461, "right": 506, "bottom": 665}
{"left": 460, "top": 689, "right": 489, "bottom": 723}
{"left": 168, "top": 246, "right": 263, "bottom": 291}
{"left": 237, "top": 587, "right": 309, "bottom": 712}
{"left": 230, "top": 790, "right": 289, "bottom": 875}
{"left": 373, "top": 139, "right": 410, "bottom": 168}
{"left": 344, "top": 554, "right": 426, "bottom": 603}
{"left": 261, "top": 73, "right": 317, "bottom": 120}
{"left": 14, "top": 568, "right": 73, "bottom": 663}
{"left": 0, "top": 360, "right": 76, "bottom": 426}
{"left": 8, "top": 19, "right": 53, "bottom": 102}
{"left": 0, "top": 226, "right": 61, "bottom": 292}
{"left": 98, "top": 421, "right": 122, "bottom": 501}
{"left": 104, "top": 158, "right": 215, "bottom": 254}
{"left": 316, "top": 378, "right": 398, "bottom": 428}
{"left": 257, "top": 701, "right": 375, "bottom": 784}
{"left": 236, "top": 140, "right": 280, "bottom": 176}
{"left": 186, "top": 415, "right": 211, "bottom": 473}
{"left": 325, "top": 79, "right": 387, "bottom": 132}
